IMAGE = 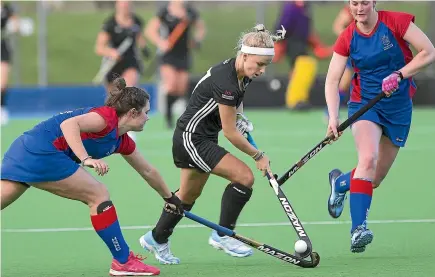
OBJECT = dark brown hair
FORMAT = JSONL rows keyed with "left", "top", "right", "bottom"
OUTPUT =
{"left": 105, "top": 77, "right": 150, "bottom": 117}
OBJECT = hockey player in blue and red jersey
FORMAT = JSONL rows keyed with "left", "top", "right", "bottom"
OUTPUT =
{"left": 324, "top": 1, "right": 435, "bottom": 253}
{"left": 1, "top": 77, "right": 183, "bottom": 276}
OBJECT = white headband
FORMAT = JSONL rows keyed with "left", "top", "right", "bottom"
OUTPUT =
{"left": 241, "top": 44, "right": 275, "bottom": 56}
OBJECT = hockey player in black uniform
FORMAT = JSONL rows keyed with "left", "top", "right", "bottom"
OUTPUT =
{"left": 139, "top": 23, "right": 286, "bottom": 264}
{"left": 95, "top": 0, "right": 150, "bottom": 140}
{"left": 145, "top": 0, "right": 206, "bottom": 129}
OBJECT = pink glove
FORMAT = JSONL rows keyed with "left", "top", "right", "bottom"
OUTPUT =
{"left": 382, "top": 71, "right": 403, "bottom": 96}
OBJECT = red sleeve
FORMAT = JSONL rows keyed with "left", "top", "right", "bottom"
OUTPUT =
{"left": 382, "top": 11, "right": 415, "bottom": 38}
{"left": 116, "top": 134, "right": 136, "bottom": 155}
{"left": 89, "top": 106, "right": 118, "bottom": 137}
{"left": 333, "top": 25, "right": 353, "bottom": 57}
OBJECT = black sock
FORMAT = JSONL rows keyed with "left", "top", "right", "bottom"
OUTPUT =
{"left": 152, "top": 202, "right": 194, "bottom": 244}
{"left": 165, "top": 94, "right": 178, "bottom": 128}
{"left": 218, "top": 183, "right": 253, "bottom": 236}
{"left": 1, "top": 88, "right": 7, "bottom": 107}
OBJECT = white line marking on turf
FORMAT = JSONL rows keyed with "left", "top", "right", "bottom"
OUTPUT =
{"left": 2, "top": 219, "right": 434, "bottom": 233}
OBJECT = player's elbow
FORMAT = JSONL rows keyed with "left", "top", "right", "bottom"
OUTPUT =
{"left": 425, "top": 47, "right": 435, "bottom": 65}
{"left": 60, "top": 118, "right": 77, "bottom": 132}
{"left": 222, "top": 127, "right": 238, "bottom": 141}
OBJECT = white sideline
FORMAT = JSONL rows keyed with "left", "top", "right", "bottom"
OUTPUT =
{"left": 2, "top": 219, "right": 434, "bottom": 233}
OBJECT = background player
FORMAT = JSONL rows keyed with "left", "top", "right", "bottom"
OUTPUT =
{"left": 325, "top": 0, "right": 435, "bottom": 253}
{"left": 138, "top": 24, "right": 285, "bottom": 265}
{"left": 324, "top": 3, "right": 354, "bottom": 122}
{"left": 1, "top": 77, "right": 183, "bottom": 276}
{"left": 1, "top": 1, "right": 19, "bottom": 125}
{"left": 272, "top": 1, "right": 329, "bottom": 111}
{"left": 95, "top": 0, "right": 150, "bottom": 139}
{"left": 144, "top": 0, "right": 206, "bottom": 129}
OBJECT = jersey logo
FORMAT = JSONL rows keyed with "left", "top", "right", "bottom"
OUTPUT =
{"left": 381, "top": 35, "right": 393, "bottom": 51}
{"left": 222, "top": 90, "right": 234, "bottom": 100}
{"left": 58, "top": 110, "right": 73, "bottom": 115}
{"left": 106, "top": 145, "right": 116, "bottom": 156}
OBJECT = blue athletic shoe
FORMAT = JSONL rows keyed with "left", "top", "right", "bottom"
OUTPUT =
{"left": 350, "top": 225, "right": 374, "bottom": 253}
{"left": 208, "top": 230, "right": 253, "bottom": 257}
{"left": 328, "top": 169, "right": 347, "bottom": 219}
{"left": 139, "top": 231, "right": 180, "bottom": 265}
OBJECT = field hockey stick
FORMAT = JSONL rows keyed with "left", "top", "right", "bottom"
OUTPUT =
{"left": 246, "top": 132, "right": 314, "bottom": 259}
{"left": 142, "top": 19, "right": 189, "bottom": 79}
{"left": 183, "top": 210, "right": 320, "bottom": 268}
{"left": 276, "top": 91, "right": 387, "bottom": 186}
{"left": 92, "top": 37, "right": 134, "bottom": 85}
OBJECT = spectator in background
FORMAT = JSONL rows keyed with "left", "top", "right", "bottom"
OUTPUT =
{"left": 273, "top": 1, "right": 332, "bottom": 111}
{"left": 145, "top": 0, "right": 206, "bottom": 129}
{"left": 1, "top": 1, "right": 19, "bottom": 125}
{"left": 95, "top": 0, "right": 151, "bottom": 140}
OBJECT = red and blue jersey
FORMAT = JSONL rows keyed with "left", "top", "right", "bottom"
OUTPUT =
{"left": 334, "top": 11, "right": 416, "bottom": 114}
{"left": 22, "top": 106, "right": 136, "bottom": 162}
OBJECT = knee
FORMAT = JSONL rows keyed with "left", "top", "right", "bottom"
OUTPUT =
{"left": 123, "top": 73, "right": 138, "bottom": 87}
{"left": 165, "top": 83, "right": 177, "bottom": 93}
{"left": 177, "top": 189, "right": 201, "bottom": 204}
{"left": 86, "top": 182, "right": 110, "bottom": 208}
{"left": 357, "top": 152, "right": 378, "bottom": 172}
{"left": 235, "top": 168, "right": 255, "bottom": 188}
{"left": 163, "top": 76, "right": 177, "bottom": 92}
{"left": 177, "top": 75, "right": 189, "bottom": 93}
{"left": 177, "top": 190, "right": 201, "bottom": 204}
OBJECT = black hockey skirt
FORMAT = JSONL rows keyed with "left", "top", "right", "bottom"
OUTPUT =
{"left": 105, "top": 57, "right": 142, "bottom": 84}
{"left": 172, "top": 128, "right": 228, "bottom": 173}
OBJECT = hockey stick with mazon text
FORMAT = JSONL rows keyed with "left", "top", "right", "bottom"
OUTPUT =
{"left": 246, "top": 132, "right": 314, "bottom": 259}
{"left": 183, "top": 210, "right": 320, "bottom": 268}
{"left": 276, "top": 91, "right": 387, "bottom": 186}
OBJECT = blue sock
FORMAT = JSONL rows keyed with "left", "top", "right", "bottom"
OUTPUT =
{"left": 91, "top": 204, "right": 130, "bottom": 263}
{"left": 349, "top": 178, "right": 373, "bottom": 233}
{"left": 334, "top": 168, "right": 354, "bottom": 193}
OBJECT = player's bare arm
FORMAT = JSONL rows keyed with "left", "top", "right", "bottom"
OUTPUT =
{"left": 95, "top": 31, "right": 119, "bottom": 60}
{"left": 399, "top": 22, "right": 435, "bottom": 79}
{"left": 325, "top": 52, "right": 348, "bottom": 138}
{"left": 122, "top": 149, "right": 172, "bottom": 199}
{"left": 60, "top": 112, "right": 109, "bottom": 176}
{"left": 60, "top": 112, "right": 105, "bottom": 160}
{"left": 144, "top": 17, "right": 167, "bottom": 51}
{"left": 193, "top": 18, "right": 206, "bottom": 43}
{"left": 219, "top": 103, "right": 257, "bottom": 157}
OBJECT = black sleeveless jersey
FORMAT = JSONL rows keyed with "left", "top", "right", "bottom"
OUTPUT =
{"left": 156, "top": 3, "right": 199, "bottom": 56}
{"left": 176, "top": 58, "right": 252, "bottom": 138}
{"left": 1, "top": 3, "right": 14, "bottom": 32}
{"left": 101, "top": 14, "right": 143, "bottom": 59}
